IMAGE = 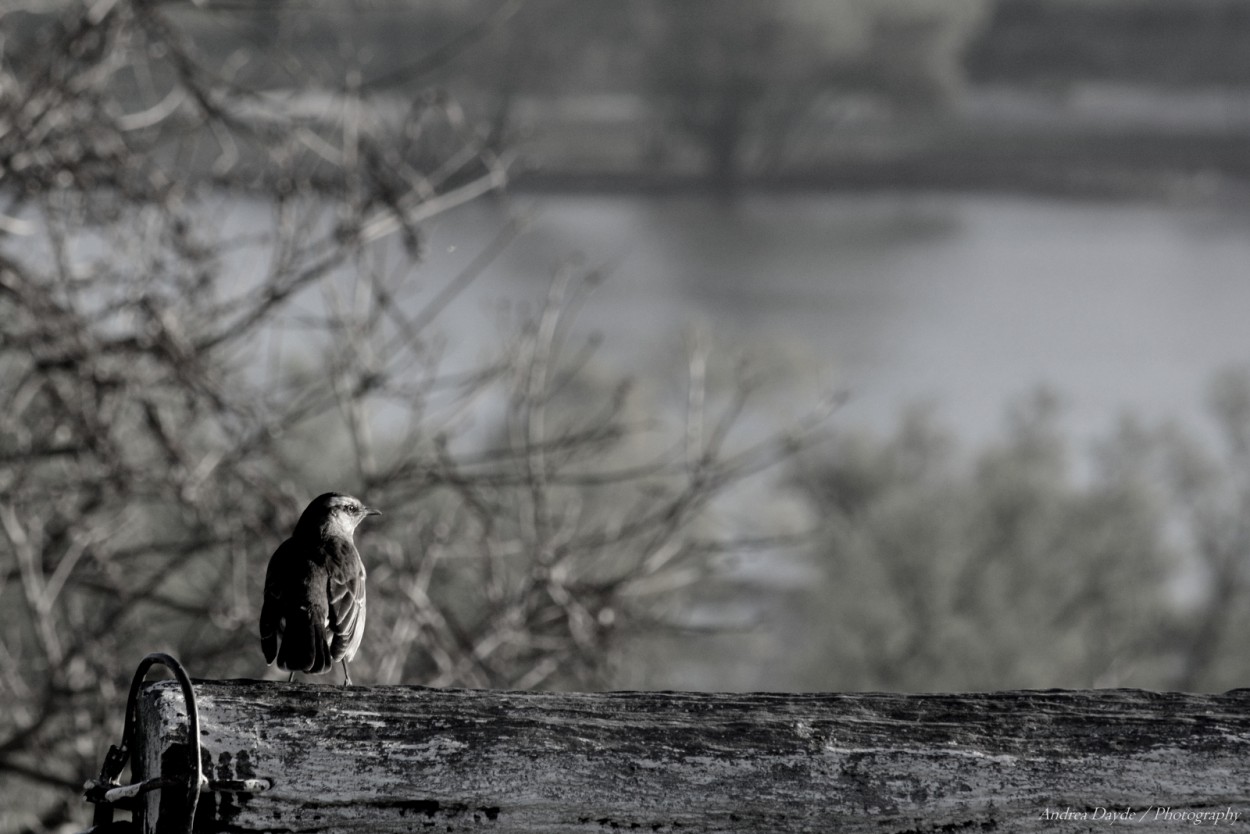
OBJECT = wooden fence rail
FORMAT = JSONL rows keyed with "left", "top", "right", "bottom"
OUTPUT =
{"left": 130, "top": 680, "right": 1250, "bottom": 833}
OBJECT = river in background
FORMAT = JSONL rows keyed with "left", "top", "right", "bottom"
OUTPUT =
{"left": 411, "top": 190, "right": 1250, "bottom": 455}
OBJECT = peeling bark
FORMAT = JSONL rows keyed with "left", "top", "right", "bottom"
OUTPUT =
{"left": 137, "top": 681, "right": 1250, "bottom": 833}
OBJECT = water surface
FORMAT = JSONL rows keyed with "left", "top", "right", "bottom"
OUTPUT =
{"left": 420, "top": 191, "right": 1250, "bottom": 446}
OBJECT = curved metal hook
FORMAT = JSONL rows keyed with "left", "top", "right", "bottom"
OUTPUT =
{"left": 87, "top": 652, "right": 201, "bottom": 834}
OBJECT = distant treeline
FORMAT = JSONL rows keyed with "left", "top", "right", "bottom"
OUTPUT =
{"left": 969, "top": 0, "right": 1250, "bottom": 86}
{"left": 11, "top": 0, "right": 1250, "bottom": 96}
{"left": 8, "top": 0, "right": 1249, "bottom": 195}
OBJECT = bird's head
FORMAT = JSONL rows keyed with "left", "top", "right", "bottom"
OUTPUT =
{"left": 296, "top": 492, "right": 381, "bottom": 537}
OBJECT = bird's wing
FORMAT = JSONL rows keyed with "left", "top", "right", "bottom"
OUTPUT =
{"left": 259, "top": 537, "right": 297, "bottom": 665}
{"left": 325, "top": 537, "right": 367, "bottom": 663}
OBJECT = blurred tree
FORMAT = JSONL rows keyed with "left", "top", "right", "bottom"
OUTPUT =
{"left": 0, "top": 2, "right": 829, "bottom": 831}
{"left": 454, "top": 0, "right": 644, "bottom": 147}
{"left": 640, "top": 0, "right": 990, "bottom": 190}
{"left": 1109, "top": 368, "right": 1250, "bottom": 691}
{"left": 790, "top": 392, "right": 1187, "bottom": 692}
{"left": 641, "top": 0, "right": 835, "bottom": 191}
{"left": 790, "top": 375, "right": 1250, "bottom": 693}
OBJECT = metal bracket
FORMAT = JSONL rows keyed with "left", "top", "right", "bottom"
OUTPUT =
{"left": 81, "top": 653, "right": 270, "bottom": 834}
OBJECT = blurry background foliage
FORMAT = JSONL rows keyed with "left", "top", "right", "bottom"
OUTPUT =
{"left": 4, "top": 0, "right": 1250, "bottom": 831}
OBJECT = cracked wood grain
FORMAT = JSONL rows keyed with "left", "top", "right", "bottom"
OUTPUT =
{"left": 136, "top": 681, "right": 1250, "bottom": 833}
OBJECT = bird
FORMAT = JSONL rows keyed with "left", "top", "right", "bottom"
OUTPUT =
{"left": 259, "top": 492, "right": 380, "bottom": 685}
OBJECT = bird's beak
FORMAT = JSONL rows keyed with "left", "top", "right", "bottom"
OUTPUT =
{"left": 364, "top": 507, "right": 381, "bottom": 517}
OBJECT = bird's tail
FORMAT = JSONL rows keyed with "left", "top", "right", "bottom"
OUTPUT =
{"left": 278, "top": 609, "right": 333, "bottom": 675}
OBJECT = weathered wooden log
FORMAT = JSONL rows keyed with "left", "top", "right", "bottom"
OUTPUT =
{"left": 137, "top": 681, "right": 1250, "bottom": 833}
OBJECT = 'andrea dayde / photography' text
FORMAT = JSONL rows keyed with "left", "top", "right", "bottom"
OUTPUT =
{"left": 1040, "top": 807, "right": 1243, "bottom": 826}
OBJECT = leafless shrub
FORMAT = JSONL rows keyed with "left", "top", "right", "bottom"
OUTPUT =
{"left": 0, "top": 3, "right": 830, "bottom": 829}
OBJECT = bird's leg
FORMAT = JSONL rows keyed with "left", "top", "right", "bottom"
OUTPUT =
{"left": 287, "top": 670, "right": 295, "bottom": 683}
{"left": 341, "top": 659, "right": 352, "bottom": 687}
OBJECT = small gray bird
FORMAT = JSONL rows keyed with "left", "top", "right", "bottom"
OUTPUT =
{"left": 259, "top": 493, "right": 380, "bottom": 685}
